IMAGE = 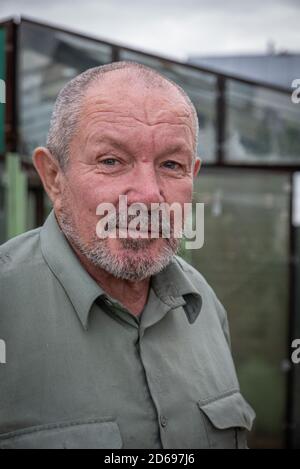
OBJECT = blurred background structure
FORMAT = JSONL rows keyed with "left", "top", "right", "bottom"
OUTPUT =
{"left": 189, "top": 52, "right": 300, "bottom": 89}
{"left": 0, "top": 15, "right": 299, "bottom": 449}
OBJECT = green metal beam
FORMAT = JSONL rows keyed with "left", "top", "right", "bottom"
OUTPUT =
{"left": 5, "top": 153, "right": 28, "bottom": 239}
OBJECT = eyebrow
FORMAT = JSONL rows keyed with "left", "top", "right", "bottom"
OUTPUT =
{"left": 158, "top": 143, "right": 191, "bottom": 157}
{"left": 93, "top": 135, "right": 191, "bottom": 157}
{"left": 93, "top": 136, "right": 128, "bottom": 152}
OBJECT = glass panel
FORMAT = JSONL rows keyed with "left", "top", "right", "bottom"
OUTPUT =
{"left": 0, "top": 161, "right": 6, "bottom": 243}
{"left": 18, "top": 22, "right": 113, "bottom": 159}
{"left": 0, "top": 26, "right": 5, "bottom": 155}
{"left": 181, "top": 168, "right": 290, "bottom": 448}
{"left": 225, "top": 80, "right": 300, "bottom": 164}
{"left": 292, "top": 172, "right": 300, "bottom": 449}
{"left": 120, "top": 50, "right": 217, "bottom": 163}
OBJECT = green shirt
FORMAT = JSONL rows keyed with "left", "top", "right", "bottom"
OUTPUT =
{"left": 0, "top": 210, "right": 255, "bottom": 449}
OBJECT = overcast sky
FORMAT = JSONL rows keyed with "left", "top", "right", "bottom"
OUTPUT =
{"left": 0, "top": 0, "right": 300, "bottom": 60}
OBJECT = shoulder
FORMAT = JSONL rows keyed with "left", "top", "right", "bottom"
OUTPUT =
{"left": 0, "top": 227, "right": 43, "bottom": 278}
{"left": 174, "top": 255, "right": 219, "bottom": 302}
{"left": 174, "top": 255, "right": 212, "bottom": 289}
{"left": 0, "top": 228, "right": 52, "bottom": 320}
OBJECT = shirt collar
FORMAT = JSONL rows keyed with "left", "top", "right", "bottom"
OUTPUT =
{"left": 151, "top": 257, "right": 203, "bottom": 325}
{"left": 40, "top": 210, "right": 202, "bottom": 329}
{"left": 40, "top": 210, "right": 105, "bottom": 330}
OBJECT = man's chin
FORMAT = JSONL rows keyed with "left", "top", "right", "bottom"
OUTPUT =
{"left": 92, "top": 236, "right": 179, "bottom": 281}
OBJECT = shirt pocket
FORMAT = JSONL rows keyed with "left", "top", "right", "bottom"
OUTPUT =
{"left": 0, "top": 417, "right": 123, "bottom": 449}
{"left": 197, "top": 391, "right": 256, "bottom": 449}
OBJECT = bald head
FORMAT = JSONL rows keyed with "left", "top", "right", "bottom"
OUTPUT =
{"left": 46, "top": 61, "right": 199, "bottom": 169}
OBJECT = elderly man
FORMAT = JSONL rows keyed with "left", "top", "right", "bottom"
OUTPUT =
{"left": 0, "top": 61, "right": 255, "bottom": 449}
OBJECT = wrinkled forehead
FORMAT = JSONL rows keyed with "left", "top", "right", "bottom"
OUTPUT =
{"left": 80, "top": 70, "right": 194, "bottom": 128}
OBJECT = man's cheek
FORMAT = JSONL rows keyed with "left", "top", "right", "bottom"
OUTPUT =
{"left": 72, "top": 188, "right": 98, "bottom": 211}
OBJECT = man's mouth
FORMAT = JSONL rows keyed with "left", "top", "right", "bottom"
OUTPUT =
{"left": 117, "top": 226, "right": 162, "bottom": 237}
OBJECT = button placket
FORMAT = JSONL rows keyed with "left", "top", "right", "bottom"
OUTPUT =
{"left": 160, "top": 415, "right": 168, "bottom": 428}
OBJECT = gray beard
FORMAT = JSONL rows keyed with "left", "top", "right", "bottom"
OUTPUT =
{"left": 58, "top": 209, "right": 180, "bottom": 281}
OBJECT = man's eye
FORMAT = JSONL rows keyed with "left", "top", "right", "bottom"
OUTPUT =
{"left": 162, "top": 160, "right": 181, "bottom": 170}
{"left": 99, "top": 158, "right": 119, "bottom": 166}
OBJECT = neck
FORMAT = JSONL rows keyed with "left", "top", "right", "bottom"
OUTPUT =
{"left": 68, "top": 240, "right": 150, "bottom": 316}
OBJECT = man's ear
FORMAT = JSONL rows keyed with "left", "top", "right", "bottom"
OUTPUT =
{"left": 193, "top": 157, "right": 201, "bottom": 178}
{"left": 32, "top": 147, "right": 63, "bottom": 205}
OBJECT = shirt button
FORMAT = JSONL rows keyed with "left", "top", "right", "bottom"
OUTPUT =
{"left": 160, "top": 415, "right": 168, "bottom": 428}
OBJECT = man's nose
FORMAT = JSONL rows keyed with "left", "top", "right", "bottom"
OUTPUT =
{"left": 126, "top": 163, "right": 165, "bottom": 206}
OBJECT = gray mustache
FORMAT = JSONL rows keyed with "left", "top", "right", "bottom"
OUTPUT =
{"left": 105, "top": 210, "right": 174, "bottom": 236}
